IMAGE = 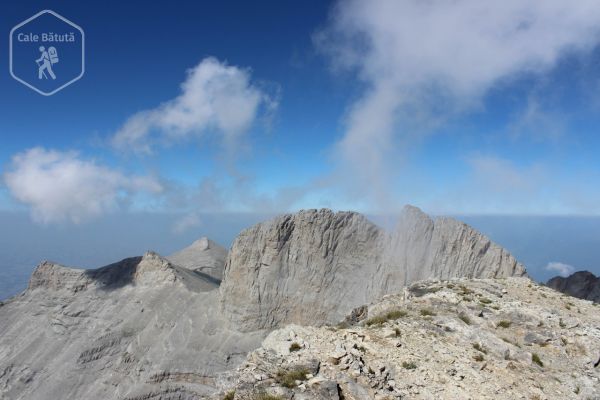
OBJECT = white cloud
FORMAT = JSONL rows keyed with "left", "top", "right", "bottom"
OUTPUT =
{"left": 172, "top": 212, "right": 202, "bottom": 234}
{"left": 546, "top": 262, "right": 576, "bottom": 277}
{"left": 3, "top": 148, "right": 162, "bottom": 224}
{"left": 111, "top": 57, "right": 278, "bottom": 154}
{"left": 317, "top": 0, "right": 600, "bottom": 209}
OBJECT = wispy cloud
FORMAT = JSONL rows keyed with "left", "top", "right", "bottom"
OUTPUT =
{"left": 172, "top": 212, "right": 202, "bottom": 234}
{"left": 316, "top": 0, "right": 600, "bottom": 210}
{"left": 3, "top": 148, "right": 162, "bottom": 224}
{"left": 546, "top": 261, "right": 576, "bottom": 277}
{"left": 111, "top": 57, "right": 278, "bottom": 154}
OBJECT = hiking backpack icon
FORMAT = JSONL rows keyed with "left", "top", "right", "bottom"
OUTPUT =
{"left": 36, "top": 46, "right": 58, "bottom": 80}
{"left": 48, "top": 47, "right": 59, "bottom": 64}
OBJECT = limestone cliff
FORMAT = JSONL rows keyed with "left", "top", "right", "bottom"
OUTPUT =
{"left": 220, "top": 206, "right": 526, "bottom": 331}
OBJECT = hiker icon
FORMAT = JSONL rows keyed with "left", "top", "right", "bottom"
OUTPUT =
{"left": 36, "top": 46, "right": 58, "bottom": 80}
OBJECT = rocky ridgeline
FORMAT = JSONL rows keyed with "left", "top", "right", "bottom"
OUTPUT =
{"left": 225, "top": 278, "right": 600, "bottom": 400}
{"left": 220, "top": 206, "right": 525, "bottom": 331}
{"left": 547, "top": 271, "right": 600, "bottom": 303}
{"left": 0, "top": 206, "right": 541, "bottom": 400}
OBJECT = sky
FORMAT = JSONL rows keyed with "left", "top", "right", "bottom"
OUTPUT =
{"left": 1, "top": 1, "right": 600, "bottom": 296}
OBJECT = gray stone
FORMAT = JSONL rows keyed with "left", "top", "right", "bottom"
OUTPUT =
{"left": 220, "top": 206, "right": 526, "bottom": 331}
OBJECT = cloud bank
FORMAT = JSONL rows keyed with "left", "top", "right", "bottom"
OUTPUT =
{"left": 3, "top": 148, "right": 162, "bottom": 224}
{"left": 546, "top": 261, "right": 576, "bottom": 277}
{"left": 111, "top": 57, "right": 278, "bottom": 154}
{"left": 317, "top": 0, "right": 600, "bottom": 209}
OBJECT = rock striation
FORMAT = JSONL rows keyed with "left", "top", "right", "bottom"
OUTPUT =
{"left": 220, "top": 206, "right": 526, "bottom": 331}
{"left": 547, "top": 271, "right": 600, "bottom": 303}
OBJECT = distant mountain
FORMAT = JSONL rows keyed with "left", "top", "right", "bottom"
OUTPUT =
{"left": 546, "top": 271, "right": 600, "bottom": 303}
{"left": 167, "top": 237, "right": 227, "bottom": 282}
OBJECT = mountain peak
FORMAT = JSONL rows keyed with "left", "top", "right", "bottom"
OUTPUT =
{"left": 167, "top": 237, "right": 227, "bottom": 281}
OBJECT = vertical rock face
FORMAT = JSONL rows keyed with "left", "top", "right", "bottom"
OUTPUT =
{"left": 220, "top": 209, "right": 385, "bottom": 331}
{"left": 384, "top": 206, "right": 525, "bottom": 283}
{"left": 547, "top": 271, "right": 600, "bottom": 302}
{"left": 220, "top": 206, "right": 526, "bottom": 331}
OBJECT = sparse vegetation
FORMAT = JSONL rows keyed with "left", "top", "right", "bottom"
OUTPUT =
{"left": 289, "top": 342, "right": 302, "bottom": 352}
{"left": 365, "top": 309, "right": 407, "bottom": 326}
{"left": 402, "top": 361, "right": 417, "bottom": 370}
{"left": 275, "top": 368, "right": 309, "bottom": 388}
{"left": 479, "top": 297, "right": 492, "bottom": 304}
{"left": 473, "top": 354, "right": 484, "bottom": 362}
{"left": 531, "top": 353, "right": 543, "bottom": 367}
{"left": 356, "top": 345, "right": 366, "bottom": 352}
{"left": 497, "top": 320, "right": 511, "bottom": 328}
{"left": 501, "top": 337, "right": 521, "bottom": 348}
{"left": 254, "top": 394, "right": 284, "bottom": 400}
{"left": 223, "top": 391, "right": 235, "bottom": 400}
{"left": 458, "top": 313, "right": 471, "bottom": 325}
{"left": 472, "top": 343, "right": 487, "bottom": 354}
{"left": 335, "top": 321, "right": 350, "bottom": 330}
{"left": 420, "top": 308, "right": 435, "bottom": 317}
{"left": 394, "top": 327, "right": 401, "bottom": 337}
{"left": 458, "top": 285, "right": 473, "bottom": 295}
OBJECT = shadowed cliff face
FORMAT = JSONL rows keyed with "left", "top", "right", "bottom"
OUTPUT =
{"left": 220, "top": 206, "right": 526, "bottom": 331}
{"left": 547, "top": 271, "right": 600, "bottom": 303}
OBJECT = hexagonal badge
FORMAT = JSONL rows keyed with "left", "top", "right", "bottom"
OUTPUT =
{"left": 10, "top": 10, "right": 85, "bottom": 96}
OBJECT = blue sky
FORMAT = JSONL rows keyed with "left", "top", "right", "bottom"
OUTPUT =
{"left": 2, "top": 0, "right": 600, "bottom": 219}
{"left": 1, "top": 1, "right": 600, "bottom": 288}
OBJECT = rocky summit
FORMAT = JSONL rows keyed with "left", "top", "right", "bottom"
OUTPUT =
{"left": 0, "top": 206, "right": 578, "bottom": 400}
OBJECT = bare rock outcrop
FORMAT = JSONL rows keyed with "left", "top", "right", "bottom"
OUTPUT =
{"left": 547, "top": 271, "right": 600, "bottom": 303}
{"left": 220, "top": 206, "right": 526, "bottom": 331}
{"left": 225, "top": 278, "right": 600, "bottom": 400}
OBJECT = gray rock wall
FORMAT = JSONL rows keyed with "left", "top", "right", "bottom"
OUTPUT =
{"left": 220, "top": 206, "right": 526, "bottom": 331}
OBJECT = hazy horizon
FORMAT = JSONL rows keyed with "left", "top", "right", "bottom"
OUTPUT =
{"left": 1, "top": 209, "right": 598, "bottom": 301}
